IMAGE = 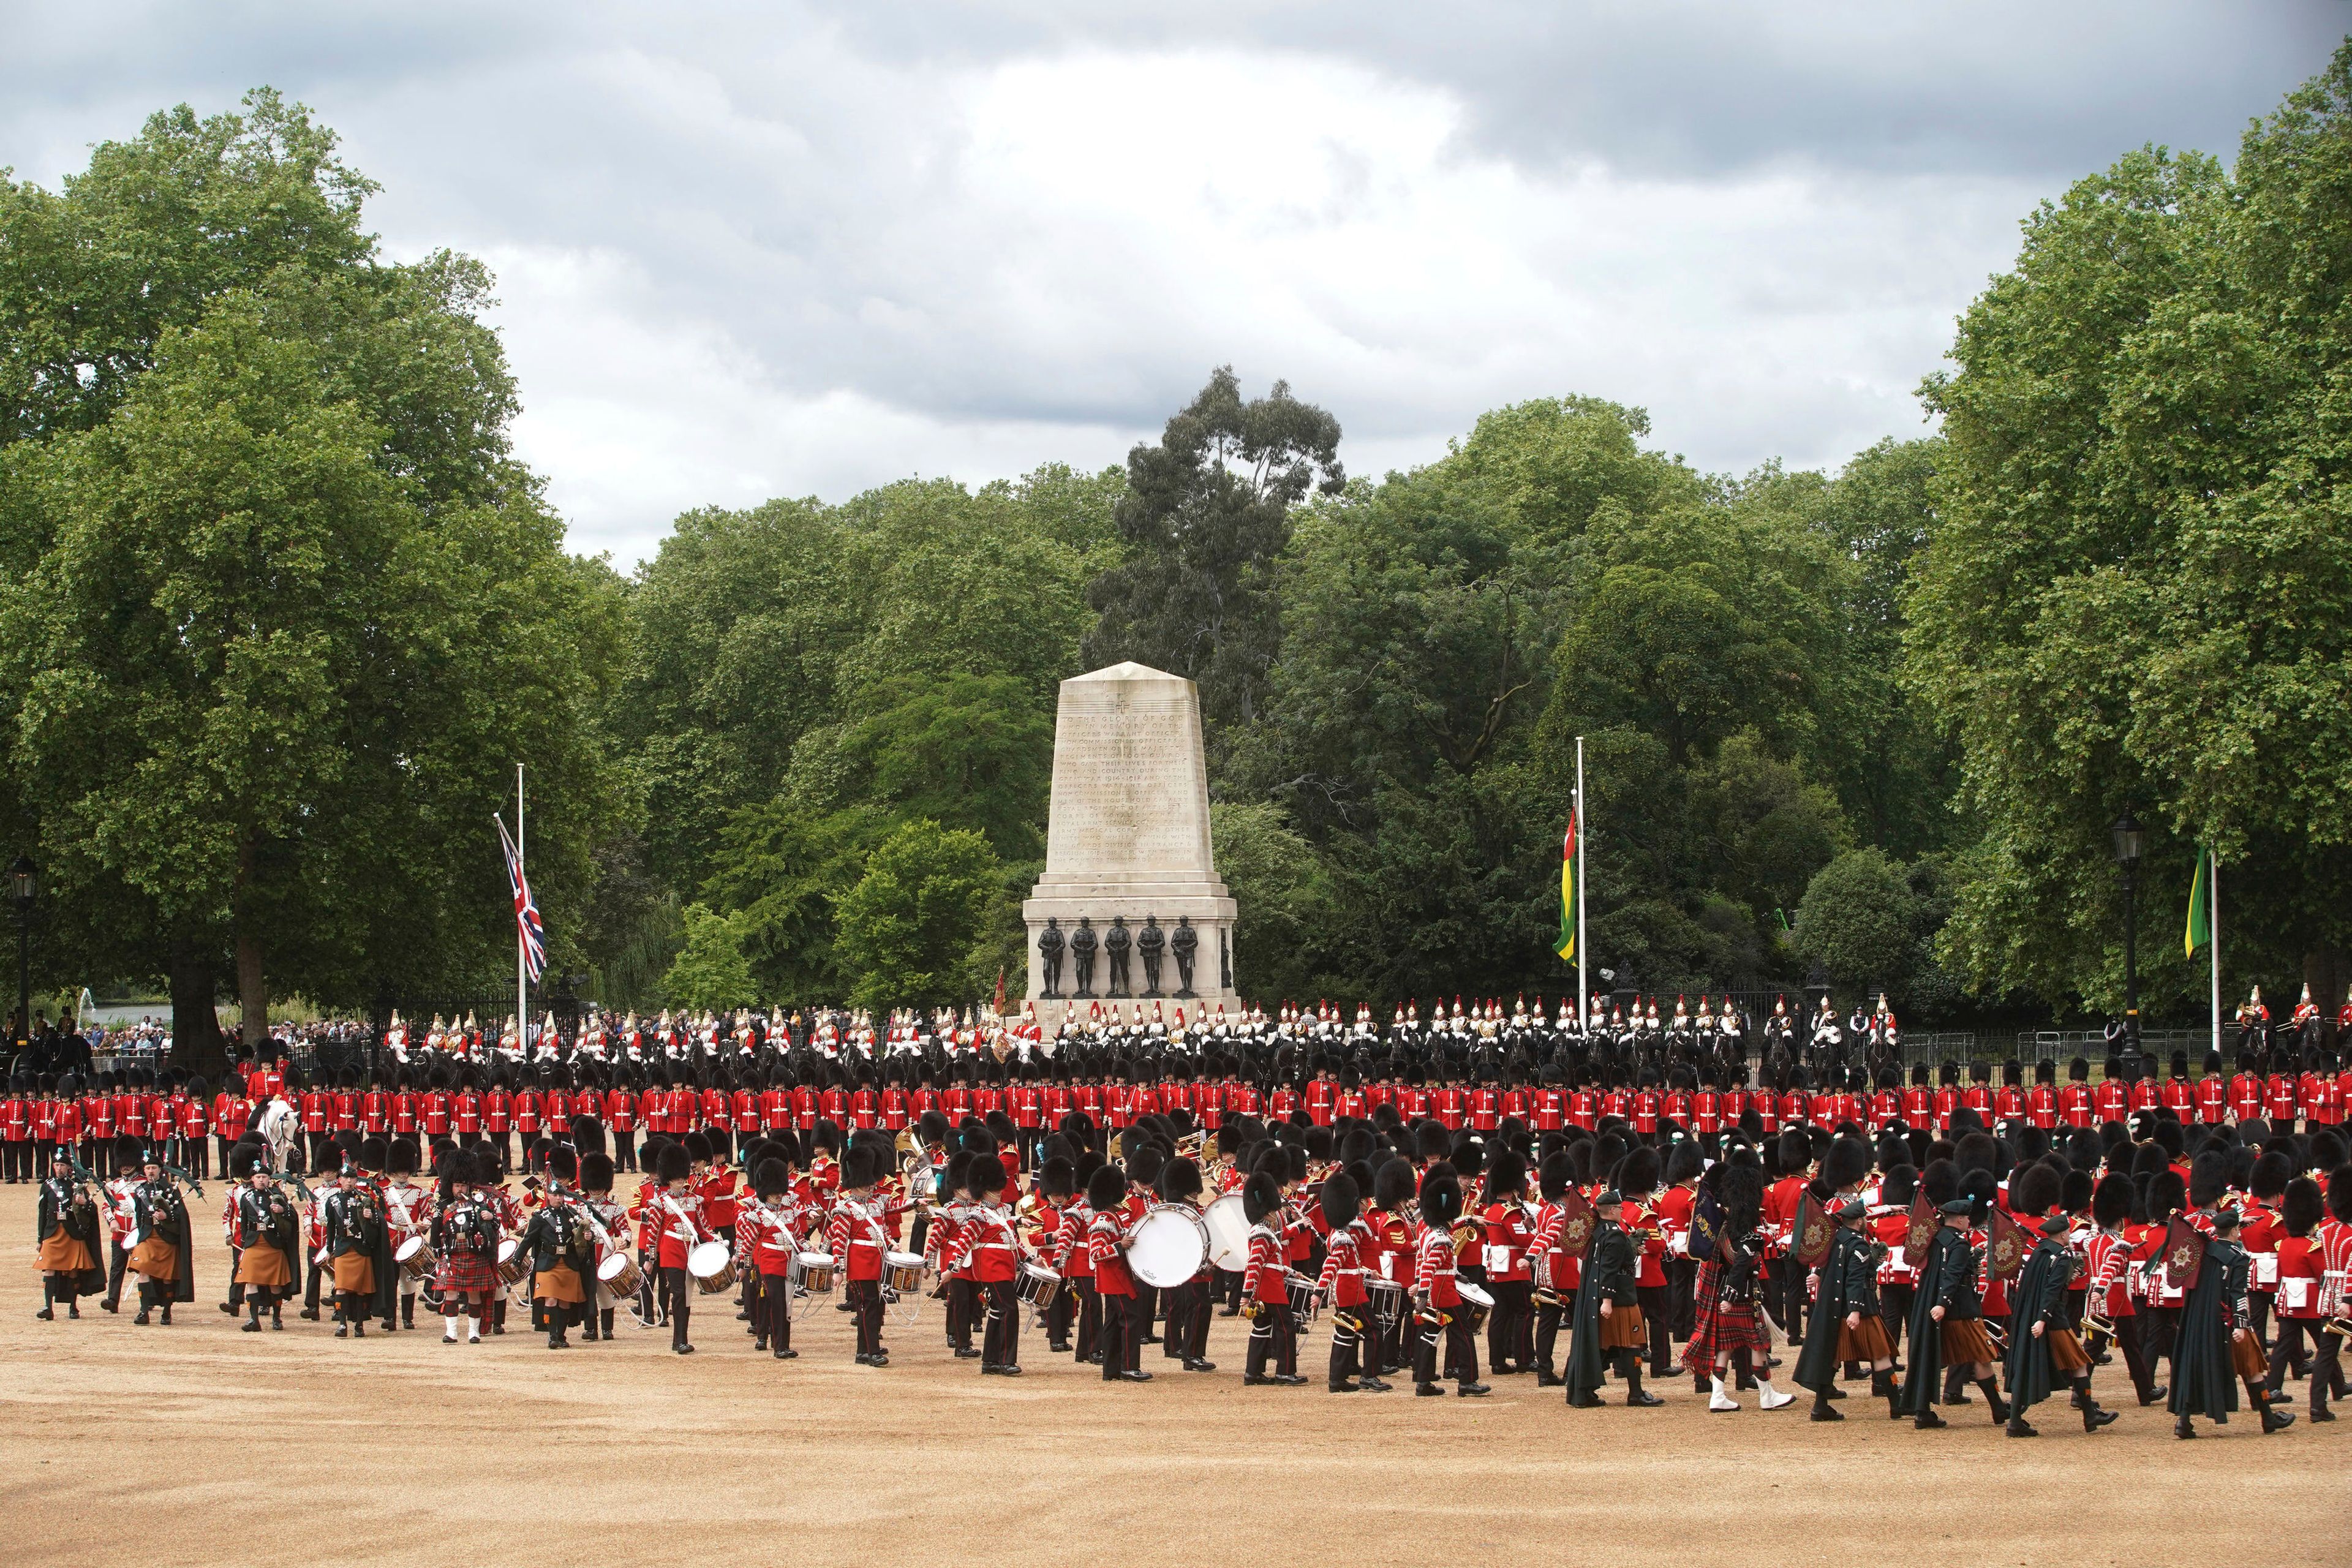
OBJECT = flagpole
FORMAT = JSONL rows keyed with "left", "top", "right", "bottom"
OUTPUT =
{"left": 517, "top": 763, "right": 527, "bottom": 1055}
{"left": 1576, "top": 735, "right": 1588, "bottom": 1032}
{"left": 2209, "top": 850, "right": 2220, "bottom": 1062}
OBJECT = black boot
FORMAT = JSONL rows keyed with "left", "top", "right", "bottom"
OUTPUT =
{"left": 1811, "top": 1389, "right": 1844, "bottom": 1422}
{"left": 2075, "top": 1381, "right": 2116, "bottom": 1431}
{"left": 2175, "top": 1414, "right": 2196, "bottom": 1439}
{"left": 1872, "top": 1370, "right": 1900, "bottom": 1419}
{"left": 1624, "top": 1363, "right": 1662, "bottom": 1407}
{"left": 1977, "top": 1378, "right": 2008, "bottom": 1424}
{"left": 2006, "top": 1413, "right": 2037, "bottom": 1437}
{"left": 244, "top": 1300, "right": 263, "bottom": 1333}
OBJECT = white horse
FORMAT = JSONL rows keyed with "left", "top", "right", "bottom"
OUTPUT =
{"left": 256, "top": 1096, "right": 301, "bottom": 1173}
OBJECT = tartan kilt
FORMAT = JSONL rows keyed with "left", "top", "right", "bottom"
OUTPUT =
{"left": 1683, "top": 1255, "right": 1770, "bottom": 1370}
{"left": 435, "top": 1249, "right": 500, "bottom": 1295}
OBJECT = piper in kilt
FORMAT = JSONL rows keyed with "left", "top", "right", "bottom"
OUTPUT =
{"left": 431, "top": 1147, "right": 503, "bottom": 1344}
{"left": 1684, "top": 1157, "right": 1793, "bottom": 1411}
{"left": 2002, "top": 1212, "right": 2117, "bottom": 1436}
{"left": 1793, "top": 1197, "right": 1897, "bottom": 1420}
{"left": 2171, "top": 1206, "right": 2296, "bottom": 1439}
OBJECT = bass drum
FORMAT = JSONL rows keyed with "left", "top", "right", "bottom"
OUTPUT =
{"left": 1128, "top": 1205, "right": 1209, "bottom": 1290}
{"left": 1202, "top": 1194, "right": 1251, "bottom": 1273}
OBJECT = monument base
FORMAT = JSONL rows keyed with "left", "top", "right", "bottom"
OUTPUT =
{"left": 1022, "top": 884, "right": 1240, "bottom": 1033}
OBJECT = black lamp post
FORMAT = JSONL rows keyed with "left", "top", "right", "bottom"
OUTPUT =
{"left": 9, "top": 856, "right": 35, "bottom": 1054}
{"left": 2110, "top": 813, "right": 2144, "bottom": 1051}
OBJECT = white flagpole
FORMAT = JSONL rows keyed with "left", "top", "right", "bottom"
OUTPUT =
{"left": 1576, "top": 734, "right": 1588, "bottom": 1032}
{"left": 517, "top": 763, "right": 527, "bottom": 1054}
{"left": 2209, "top": 850, "right": 2220, "bottom": 1061}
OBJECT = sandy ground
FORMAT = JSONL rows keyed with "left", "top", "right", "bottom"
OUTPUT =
{"left": 0, "top": 1175, "right": 2341, "bottom": 1568}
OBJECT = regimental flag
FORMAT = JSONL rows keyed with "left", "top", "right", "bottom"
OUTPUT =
{"left": 1689, "top": 1187, "right": 1725, "bottom": 1263}
{"left": 1793, "top": 1189, "right": 1834, "bottom": 1268}
{"left": 494, "top": 813, "right": 548, "bottom": 984}
{"left": 2184, "top": 845, "right": 2211, "bottom": 959}
{"left": 1555, "top": 807, "right": 1578, "bottom": 961}
{"left": 1986, "top": 1206, "right": 2028, "bottom": 1283}
{"left": 1556, "top": 1183, "right": 1596, "bottom": 1259}
{"left": 2162, "top": 1213, "right": 2207, "bottom": 1293}
{"left": 1902, "top": 1189, "right": 1938, "bottom": 1269}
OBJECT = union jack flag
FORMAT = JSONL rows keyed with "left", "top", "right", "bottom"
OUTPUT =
{"left": 494, "top": 813, "right": 547, "bottom": 982}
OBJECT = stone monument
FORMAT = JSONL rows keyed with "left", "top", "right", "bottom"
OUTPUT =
{"left": 1022, "top": 662, "right": 1241, "bottom": 1028}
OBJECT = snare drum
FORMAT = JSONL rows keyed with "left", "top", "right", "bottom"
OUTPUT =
{"left": 883, "top": 1251, "right": 925, "bottom": 1294}
{"left": 496, "top": 1237, "right": 529, "bottom": 1287}
{"left": 791, "top": 1251, "right": 837, "bottom": 1294}
{"left": 1455, "top": 1280, "right": 1494, "bottom": 1327}
{"left": 688, "top": 1239, "right": 736, "bottom": 1295}
{"left": 394, "top": 1236, "right": 435, "bottom": 1282}
{"left": 1017, "top": 1261, "right": 1061, "bottom": 1308}
{"left": 1284, "top": 1269, "right": 1323, "bottom": 1321}
{"left": 597, "top": 1250, "right": 644, "bottom": 1299}
{"left": 1364, "top": 1278, "right": 1406, "bottom": 1326}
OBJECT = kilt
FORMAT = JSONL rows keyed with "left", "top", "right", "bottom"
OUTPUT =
{"left": 2045, "top": 1326, "right": 2090, "bottom": 1374}
{"left": 235, "top": 1242, "right": 292, "bottom": 1288}
{"left": 534, "top": 1262, "right": 586, "bottom": 1305}
{"left": 1940, "top": 1317, "right": 1996, "bottom": 1364}
{"left": 435, "top": 1249, "right": 499, "bottom": 1296}
{"left": 1837, "top": 1314, "right": 1895, "bottom": 1363}
{"left": 1683, "top": 1256, "right": 1769, "bottom": 1369}
{"left": 127, "top": 1237, "right": 179, "bottom": 1281}
{"left": 331, "top": 1253, "right": 375, "bottom": 1294}
{"left": 2231, "top": 1330, "right": 2269, "bottom": 1381}
{"left": 1600, "top": 1302, "right": 1648, "bottom": 1351}
{"left": 38, "top": 1234, "right": 96, "bottom": 1273}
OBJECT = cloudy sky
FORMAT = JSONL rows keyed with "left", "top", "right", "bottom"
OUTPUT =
{"left": 6, "top": 4, "right": 2340, "bottom": 564}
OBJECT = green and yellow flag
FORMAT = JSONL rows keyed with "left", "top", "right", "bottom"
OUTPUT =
{"left": 1555, "top": 807, "right": 1578, "bottom": 961}
{"left": 2184, "top": 845, "right": 2211, "bottom": 959}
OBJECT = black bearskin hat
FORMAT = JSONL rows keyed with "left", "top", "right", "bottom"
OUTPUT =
{"left": 2248, "top": 1150, "right": 2293, "bottom": 1201}
{"left": 1820, "top": 1135, "right": 1872, "bottom": 1194}
{"left": 2188, "top": 1150, "right": 2229, "bottom": 1210}
{"left": 2090, "top": 1172, "right": 2132, "bottom": 1229}
{"left": 1960, "top": 1166, "right": 1998, "bottom": 1224}
{"left": 2147, "top": 1168, "right": 2187, "bottom": 1218}
{"left": 753, "top": 1158, "right": 790, "bottom": 1199}
{"left": 547, "top": 1146, "right": 579, "bottom": 1185}
{"left": 229, "top": 1144, "right": 264, "bottom": 1179}
{"left": 969, "top": 1154, "right": 1008, "bottom": 1196}
{"left": 1414, "top": 1121, "right": 1451, "bottom": 1162}
{"left": 1716, "top": 1158, "right": 1765, "bottom": 1233}
{"left": 1039, "top": 1156, "right": 1076, "bottom": 1201}
{"left": 2328, "top": 1166, "right": 2352, "bottom": 1227}
{"left": 1539, "top": 1151, "right": 1573, "bottom": 1200}
{"left": 654, "top": 1142, "right": 692, "bottom": 1183}
{"left": 2060, "top": 1166, "right": 2094, "bottom": 1216}
{"left": 1879, "top": 1163, "right": 1917, "bottom": 1208}
{"left": 1663, "top": 1140, "right": 1705, "bottom": 1185}
{"left": 1126, "top": 1141, "right": 1166, "bottom": 1190}
{"left": 1485, "top": 1149, "right": 1528, "bottom": 1199}
{"left": 579, "top": 1152, "right": 615, "bottom": 1194}
{"left": 1085, "top": 1164, "right": 1128, "bottom": 1212}
{"left": 1918, "top": 1158, "right": 1960, "bottom": 1210}
{"left": 1616, "top": 1144, "right": 1659, "bottom": 1198}
{"left": 2009, "top": 1159, "right": 2061, "bottom": 1217}
{"left": 1374, "top": 1156, "right": 1419, "bottom": 1210}
{"left": 1158, "top": 1156, "right": 1203, "bottom": 1203}
{"left": 1243, "top": 1170, "right": 1283, "bottom": 1226}
{"left": 682, "top": 1131, "right": 713, "bottom": 1166}
{"left": 2282, "top": 1176, "right": 2323, "bottom": 1237}
{"left": 1321, "top": 1169, "right": 1362, "bottom": 1227}
{"left": 842, "top": 1142, "right": 883, "bottom": 1190}
{"left": 1417, "top": 1172, "right": 1462, "bottom": 1228}
{"left": 358, "top": 1136, "right": 388, "bottom": 1174}
{"left": 387, "top": 1139, "right": 420, "bottom": 1177}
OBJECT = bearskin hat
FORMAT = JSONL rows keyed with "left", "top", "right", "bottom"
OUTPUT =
{"left": 1320, "top": 1169, "right": 1362, "bottom": 1227}
{"left": 1413, "top": 1121, "right": 1451, "bottom": 1162}
{"left": 654, "top": 1142, "right": 692, "bottom": 1183}
{"left": 579, "top": 1152, "right": 615, "bottom": 1193}
{"left": 228, "top": 1144, "right": 264, "bottom": 1179}
{"left": 1085, "top": 1164, "right": 1128, "bottom": 1212}
{"left": 1716, "top": 1158, "right": 1765, "bottom": 1233}
{"left": 1919, "top": 1157, "right": 1961, "bottom": 1210}
{"left": 2009, "top": 1158, "right": 2062, "bottom": 1217}
{"left": 2281, "top": 1175, "right": 2323, "bottom": 1237}
{"left": 1126, "top": 1141, "right": 1166, "bottom": 1190}
{"left": 1664, "top": 1140, "right": 1705, "bottom": 1185}
{"left": 1215, "top": 1123, "right": 1244, "bottom": 1157}
{"left": 750, "top": 1157, "right": 788, "bottom": 1199}
{"left": 969, "top": 1154, "right": 1008, "bottom": 1196}
{"left": 1960, "top": 1166, "right": 1999, "bottom": 1223}
{"left": 1485, "top": 1149, "right": 1528, "bottom": 1199}
{"left": 2059, "top": 1166, "right": 2094, "bottom": 1215}
{"left": 1374, "top": 1156, "right": 1419, "bottom": 1210}
{"left": 1537, "top": 1151, "right": 1574, "bottom": 1201}
{"left": 1615, "top": 1144, "right": 1659, "bottom": 1198}
{"left": 358, "top": 1135, "right": 388, "bottom": 1174}
{"left": 2090, "top": 1172, "right": 2132, "bottom": 1229}
{"left": 2188, "top": 1150, "right": 2230, "bottom": 1210}
{"left": 387, "top": 1138, "right": 420, "bottom": 1177}
{"left": 2248, "top": 1150, "right": 2293, "bottom": 1201}
{"left": 1820, "top": 1135, "right": 1872, "bottom": 1194}
{"left": 571, "top": 1116, "right": 607, "bottom": 1158}
{"left": 1418, "top": 1172, "right": 1462, "bottom": 1229}
{"left": 1775, "top": 1128, "right": 1812, "bottom": 1176}
{"left": 943, "top": 1149, "right": 975, "bottom": 1196}
{"left": 1241, "top": 1170, "right": 1283, "bottom": 1226}
{"left": 1158, "top": 1156, "right": 1203, "bottom": 1203}
{"left": 1039, "top": 1155, "right": 1076, "bottom": 1201}
{"left": 547, "top": 1146, "right": 579, "bottom": 1185}
{"left": 1879, "top": 1163, "right": 1917, "bottom": 1208}
{"left": 2147, "top": 1168, "right": 2187, "bottom": 1219}
{"left": 842, "top": 1142, "right": 883, "bottom": 1190}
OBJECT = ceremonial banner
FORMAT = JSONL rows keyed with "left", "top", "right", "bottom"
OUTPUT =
{"left": 2162, "top": 1214, "right": 2207, "bottom": 1293}
{"left": 1986, "top": 1205, "right": 2028, "bottom": 1283}
{"left": 1792, "top": 1189, "right": 1834, "bottom": 1268}
{"left": 1689, "top": 1187, "right": 1724, "bottom": 1263}
{"left": 1557, "top": 1184, "right": 1596, "bottom": 1258}
{"left": 1902, "top": 1190, "right": 1938, "bottom": 1269}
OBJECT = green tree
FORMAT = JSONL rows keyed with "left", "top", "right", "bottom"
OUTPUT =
{"left": 1907, "top": 45, "right": 2352, "bottom": 1013}
{"left": 832, "top": 820, "right": 1001, "bottom": 1010}
{"left": 0, "top": 92, "right": 622, "bottom": 1071}
{"left": 663, "top": 902, "right": 758, "bottom": 1012}
{"left": 1084, "top": 368, "right": 1343, "bottom": 739}
{"left": 833, "top": 674, "right": 1053, "bottom": 860}
{"left": 1210, "top": 801, "right": 1344, "bottom": 1004}
{"left": 1794, "top": 848, "right": 1954, "bottom": 1009}
{"left": 703, "top": 802, "right": 886, "bottom": 1005}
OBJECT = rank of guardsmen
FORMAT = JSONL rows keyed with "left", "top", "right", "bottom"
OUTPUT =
{"left": 20, "top": 985, "right": 2352, "bottom": 1438}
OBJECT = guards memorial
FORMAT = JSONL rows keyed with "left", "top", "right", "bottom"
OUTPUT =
{"left": 1022, "top": 663, "right": 1242, "bottom": 1029}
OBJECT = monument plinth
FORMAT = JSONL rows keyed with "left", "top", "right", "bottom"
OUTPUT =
{"left": 1022, "top": 662, "right": 1240, "bottom": 1030}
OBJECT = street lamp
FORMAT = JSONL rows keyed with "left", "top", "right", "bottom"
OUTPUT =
{"left": 2110, "top": 813, "right": 2144, "bottom": 1051}
{"left": 9, "top": 856, "right": 34, "bottom": 1055}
